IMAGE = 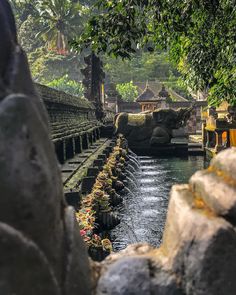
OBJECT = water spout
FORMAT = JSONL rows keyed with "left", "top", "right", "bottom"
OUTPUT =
{"left": 128, "top": 157, "right": 140, "bottom": 171}
{"left": 127, "top": 164, "right": 136, "bottom": 174}
{"left": 122, "top": 186, "right": 136, "bottom": 198}
{"left": 128, "top": 149, "right": 138, "bottom": 159}
{"left": 129, "top": 154, "right": 140, "bottom": 166}
{"left": 125, "top": 170, "right": 138, "bottom": 185}
{"left": 123, "top": 176, "right": 138, "bottom": 190}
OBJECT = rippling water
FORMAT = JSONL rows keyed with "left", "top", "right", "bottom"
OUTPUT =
{"left": 111, "top": 156, "right": 209, "bottom": 251}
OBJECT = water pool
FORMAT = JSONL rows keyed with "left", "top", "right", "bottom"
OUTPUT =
{"left": 111, "top": 156, "right": 209, "bottom": 251}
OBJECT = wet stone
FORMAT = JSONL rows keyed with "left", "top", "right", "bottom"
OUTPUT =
{"left": 81, "top": 176, "right": 96, "bottom": 194}
{"left": 87, "top": 167, "right": 99, "bottom": 177}
{"left": 93, "top": 159, "right": 104, "bottom": 169}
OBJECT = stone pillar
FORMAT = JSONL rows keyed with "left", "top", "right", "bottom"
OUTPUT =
{"left": 72, "top": 137, "right": 76, "bottom": 156}
{"left": 92, "top": 129, "right": 97, "bottom": 142}
{"left": 74, "top": 136, "right": 82, "bottom": 154}
{"left": 202, "top": 123, "right": 207, "bottom": 149}
{"left": 65, "top": 138, "right": 74, "bottom": 160}
{"left": 215, "top": 130, "right": 224, "bottom": 152}
{"left": 206, "top": 130, "right": 211, "bottom": 148}
{"left": 97, "top": 128, "right": 101, "bottom": 139}
{"left": 86, "top": 133, "right": 90, "bottom": 148}
{"left": 82, "top": 133, "right": 89, "bottom": 150}
{"left": 90, "top": 132, "right": 93, "bottom": 145}
{"left": 226, "top": 130, "right": 231, "bottom": 148}
{"left": 81, "top": 53, "right": 105, "bottom": 121}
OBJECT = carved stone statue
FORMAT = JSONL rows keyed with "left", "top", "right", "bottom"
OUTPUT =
{"left": 114, "top": 107, "right": 193, "bottom": 148}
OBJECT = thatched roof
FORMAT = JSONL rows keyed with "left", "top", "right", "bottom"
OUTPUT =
{"left": 136, "top": 85, "right": 156, "bottom": 102}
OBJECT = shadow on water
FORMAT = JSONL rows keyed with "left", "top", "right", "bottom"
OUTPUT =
{"left": 111, "top": 155, "right": 209, "bottom": 251}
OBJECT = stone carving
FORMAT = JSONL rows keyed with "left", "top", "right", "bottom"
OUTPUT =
{"left": 115, "top": 107, "right": 192, "bottom": 148}
{"left": 81, "top": 53, "right": 105, "bottom": 120}
{"left": 0, "top": 1, "right": 91, "bottom": 294}
{"left": 226, "top": 105, "right": 236, "bottom": 124}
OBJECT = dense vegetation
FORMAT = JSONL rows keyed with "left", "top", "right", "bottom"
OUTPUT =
{"left": 10, "top": 0, "right": 188, "bottom": 99}
{"left": 10, "top": 0, "right": 235, "bottom": 105}
{"left": 116, "top": 81, "right": 138, "bottom": 102}
{"left": 71, "top": 0, "right": 236, "bottom": 106}
{"left": 10, "top": 0, "right": 87, "bottom": 95}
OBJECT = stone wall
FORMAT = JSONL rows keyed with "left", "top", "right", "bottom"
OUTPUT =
{"left": 36, "top": 83, "right": 103, "bottom": 164}
{"left": 117, "top": 100, "right": 141, "bottom": 113}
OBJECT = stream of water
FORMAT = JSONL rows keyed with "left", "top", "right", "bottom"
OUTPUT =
{"left": 111, "top": 155, "right": 209, "bottom": 251}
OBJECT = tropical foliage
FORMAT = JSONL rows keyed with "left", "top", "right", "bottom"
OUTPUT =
{"left": 35, "top": 0, "right": 87, "bottom": 54}
{"left": 116, "top": 81, "right": 138, "bottom": 102}
{"left": 10, "top": 0, "right": 189, "bottom": 99}
{"left": 104, "top": 51, "right": 179, "bottom": 83}
{"left": 46, "top": 75, "right": 84, "bottom": 97}
{"left": 10, "top": 0, "right": 87, "bottom": 88}
{"left": 71, "top": 0, "right": 236, "bottom": 106}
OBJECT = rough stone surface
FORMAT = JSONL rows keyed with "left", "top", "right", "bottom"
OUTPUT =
{"left": 115, "top": 108, "right": 192, "bottom": 147}
{"left": 96, "top": 254, "right": 182, "bottom": 295}
{"left": 96, "top": 256, "right": 151, "bottom": 295}
{"left": 172, "top": 127, "right": 187, "bottom": 137}
{"left": 101, "top": 243, "right": 155, "bottom": 266}
{"left": 162, "top": 184, "right": 236, "bottom": 295}
{"left": 0, "top": 94, "right": 64, "bottom": 280}
{"left": 63, "top": 206, "right": 92, "bottom": 295}
{"left": 150, "top": 265, "right": 183, "bottom": 295}
{"left": 210, "top": 147, "right": 236, "bottom": 179}
{"left": 0, "top": 3, "right": 92, "bottom": 294}
{"left": 0, "top": 222, "right": 60, "bottom": 295}
{"left": 190, "top": 170, "right": 236, "bottom": 219}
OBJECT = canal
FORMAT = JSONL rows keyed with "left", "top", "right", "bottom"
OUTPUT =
{"left": 111, "top": 155, "right": 209, "bottom": 251}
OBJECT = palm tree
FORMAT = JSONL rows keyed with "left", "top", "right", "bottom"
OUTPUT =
{"left": 35, "top": 0, "right": 87, "bottom": 55}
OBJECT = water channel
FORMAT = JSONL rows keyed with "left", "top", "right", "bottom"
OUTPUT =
{"left": 111, "top": 155, "right": 209, "bottom": 251}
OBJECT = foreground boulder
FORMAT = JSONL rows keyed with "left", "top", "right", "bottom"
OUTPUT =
{"left": 162, "top": 184, "right": 236, "bottom": 295}
{"left": 0, "top": 2, "right": 91, "bottom": 294}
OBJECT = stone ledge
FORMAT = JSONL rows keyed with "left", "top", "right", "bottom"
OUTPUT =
{"left": 36, "top": 83, "right": 95, "bottom": 110}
